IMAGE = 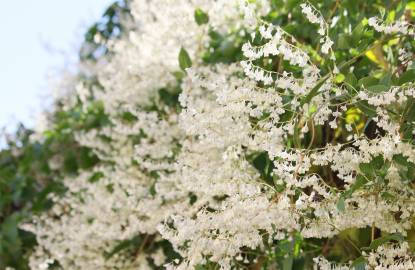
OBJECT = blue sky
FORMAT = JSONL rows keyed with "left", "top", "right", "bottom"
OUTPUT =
{"left": 0, "top": 0, "right": 114, "bottom": 132}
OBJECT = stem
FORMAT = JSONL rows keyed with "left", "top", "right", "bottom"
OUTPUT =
{"left": 371, "top": 187, "right": 380, "bottom": 243}
{"left": 307, "top": 119, "right": 315, "bottom": 150}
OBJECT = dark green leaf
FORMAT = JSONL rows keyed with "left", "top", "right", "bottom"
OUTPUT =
{"left": 371, "top": 155, "right": 384, "bottom": 170}
{"left": 194, "top": 8, "right": 209, "bottom": 25}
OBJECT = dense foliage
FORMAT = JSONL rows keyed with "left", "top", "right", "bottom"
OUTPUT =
{"left": 1, "top": 0, "right": 415, "bottom": 269}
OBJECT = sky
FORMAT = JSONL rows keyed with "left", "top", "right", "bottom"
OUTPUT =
{"left": 0, "top": 0, "right": 114, "bottom": 133}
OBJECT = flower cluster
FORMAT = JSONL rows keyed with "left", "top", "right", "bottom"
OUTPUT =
{"left": 300, "top": 3, "right": 334, "bottom": 55}
{"left": 368, "top": 16, "right": 414, "bottom": 35}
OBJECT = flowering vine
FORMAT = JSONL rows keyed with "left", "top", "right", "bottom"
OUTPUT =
{"left": 16, "top": 0, "right": 415, "bottom": 269}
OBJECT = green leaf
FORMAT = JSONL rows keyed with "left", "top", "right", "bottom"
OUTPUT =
{"left": 149, "top": 182, "right": 156, "bottom": 197}
{"left": 172, "top": 71, "right": 185, "bottom": 80}
{"left": 368, "top": 233, "right": 404, "bottom": 250}
{"left": 351, "top": 256, "right": 366, "bottom": 270}
{"left": 1, "top": 214, "right": 22, "bottom": 259}
{"left": 380, "top": 191, "right": 396, "bottom": 201}
{"left": 356, "top": 100, "right": 377, "bottom": 118}
{"left": 337, "top": 196, "right": 346, "bottom": 212}
{"left": 396, "top": 0, "right": 408, "bottom": 19}
{"left": 358, "top": 76, "right": 378, "bottom": 88}
{"left": 343, "top": 175, "right": 368, "bottom": 198}
{"left": 334, "top": 73, "right": 345, "bottom": 84}
{"left": 300, "top": 75, "right": 330, "bottom": 106}
{"left": 105, "top": 235, "right": 142, "bottom": 259}
{"left": 282, "top": 256, "right": 293, "bottom": 270}
{"left": 378, "top": 7, "right": 386, "bottom": 19}
{"left": 337, "top": 34, "right": 350, "bottom": 50}
{"left": 371, "top": 156, "right": 384, "bottom": 170}
{"left": 352, "top": 175, "right": 368, "bottom": 190}
{"left": 366, "top": 84, "right": 389, "bottom": 93}
{"left": 178, "top": 47, "right": 192, "bottom": 71}
{"left": 359, "top": 162, "right": 374, "bottom": 177}
{"left": 379, "top": 72, "right": 392, "bottom": 87}
{"left": 398, "top": 69, "right": 415, "bottom": 85}
{"left": 393, "top": 154, "right": 411, "bottom": 167}
{"left": 392, "top": 153, "right": 415, "bottom": 181}
{"left": 351, "top": 23, "right": 365, "bottom": 46}
{"left": 194, "top": 8, "right": 209, "bottom": 25}
{"left": 88, "top": 171, "right": 104, "bottom": 183}
{"left": 251, "top": 152, "right": 274, "bottom": 184}
{"left": 405, "top": 102, "right": 415, "bottom": 123}
{"left": 345, "top": 72, "right": 358, "bottom": 88}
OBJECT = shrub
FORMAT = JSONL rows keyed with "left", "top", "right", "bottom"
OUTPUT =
{"left": 2, "top": 0, "right": 415, "bottom": 269}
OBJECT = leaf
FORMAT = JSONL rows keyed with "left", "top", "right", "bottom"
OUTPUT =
{"left": 337, "top": 34, "right": 350, "bottom": 50}
{"left": 393, "top": 154, "right": 413, "bottom": 167}
{"left": 351, "top": 23, "right": 365, "bottom": 46}
{"left": 356, "top": 101, "right": 377, "bottom": 118}
{"left": 337, "top": 196, "right": 346, "bottom": 212}
{"left": 359, "top": 162, "right": 374, "bottom": 177}
{"left": 300, "top": 75, "right": 330, "bottom": 106}
{"left": 351, "top": 256, "right": 366, "bottom": 270}
{"left": 149, "top": 182, "right": 156, "bottom": 197}
{"left": 368, "top": 233, "right": 404, "bottom": 250}
{"left": 105, "top": 235, "right": 142, "bottom": 259}
{"left": 345, "top": 72, "right": 358, "bottom": 88}
{"left": 352, "top": 175, "right": 368, "bottom": 190}
{"left": 178, "top": 47, "right": 192, "bottom": 71}
{"left": 282, "top": 256, "right": 293, "bottom": 270}
{"left": 88, "top": 171, "right": 104, "bottom": 183}
{"left": 404, "top": 99, "right": 415, "bottom": 122}
{"left": 345, "top": 107, "right": 361, "bottom": 124}
{"left": 371, "top": 155, "right": 384, "bottom": 170}
{"left": 398, "top": 69, "right": 415, "bottom": 85}
{"left": 251, "top": 152, "right": 274, "bottom": 184}
{"left": 365, "top": 44, "right": 389, "bottom": 69}
{"left": 379, "top": 72, "right": 392, "bottom": 87}
{"left": 392, "top": 153, "right": 415, "bottom": 181}
{"left": 381, "top": 191, "right": 396, "bottom": 201}
{"left": 194, "top": 8, "right": 209, "bottom": 25}
{"left": 1, "top": 214, "right": 22, "bottom": 258}
{"left": 334, "top": 73, "right": 345, "bottom": 84}
{"left": 172, "top": 71, "right": 185, "bottom": 80}
{"left": 343, "top": 175, "right": 368, "bottom": 198}
{"left": 366, "top": 85, "right": 389, "bottom": 93}
{"left": 396, "top": 0, "right": 408, "bottom": 19}
{"left": 358, "top": 76, "right": 378, "bottom": 88}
